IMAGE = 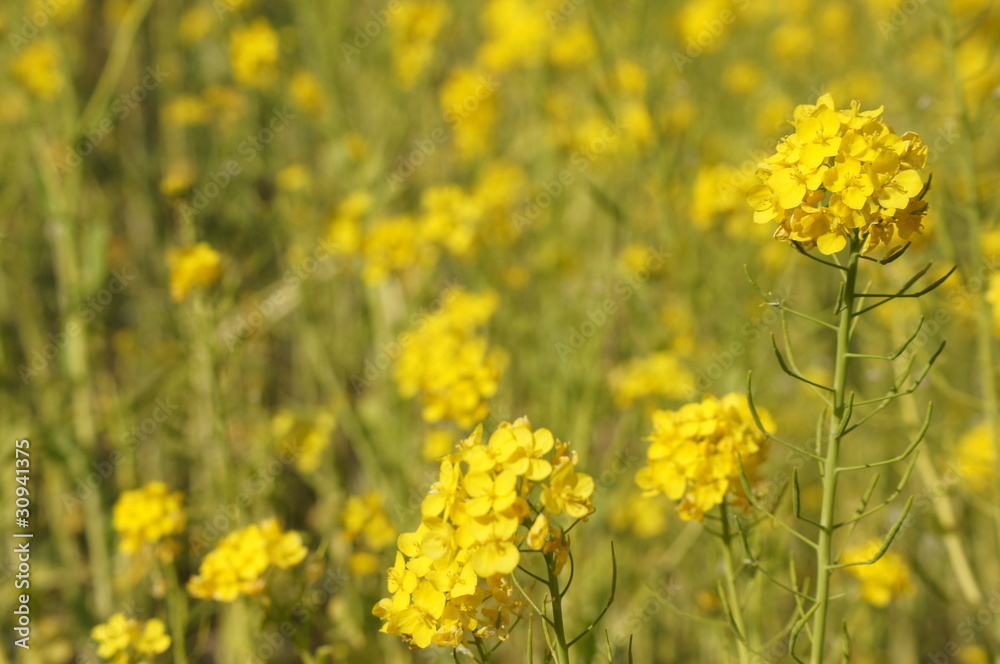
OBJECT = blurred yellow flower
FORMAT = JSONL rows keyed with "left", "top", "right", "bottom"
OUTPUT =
{"left": 841, "top": 541, "right": 914, "bottom": 607}
{"left": 477, "top": 0, "right": 551, "bottom": 71}
{"left": 178, "top": 6, "right": 217, "bottom": 44}
{"left": 549, "top": 22, "right": 597, "bottom": 68}
{"left": 163, "top": 95, "right": 210, "bottom": 128}
{"left": 390, "top": 1, "right": 451, "bottom": 87}
{"left": 187, "top": 519, "right": 307, "bottom": 602}
{"left": 272, "top": 409, "right": 336, "bottom": 474}
{"left": 92, "top": 614, "right": 171, "bottom": 662}
{"left": 229, "top": 17, "right": 280, "bottom": 88}
{"left": 609, "top": 352, "right": 696, "bottom": 408}
{"left": 289, "top": 71, "right": 327, "bottom": 116}
{"left": 166, "top": 243, "right": 223, "bottom": 302}
{"left": 159, "top": 161, "right": 196, "bottom": 197}
{"left": 276, "top": 163, "right": 312, "bottom": 193}
{"left": 10, "top": 41, "right": 64, "bottom": 100}
{"left": 956, "top": 422, "right": 995, "bottom": 491}
{"left": 112, "top": 482, "right": 186, "bottom": 555}
{"left": 439, "top": 67, "right": 498, "bottom": 159}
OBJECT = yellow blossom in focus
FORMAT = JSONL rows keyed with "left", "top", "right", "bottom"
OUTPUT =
{"left": 375, "top": 418, "right": 589, "bottom": 651}
{"left": 92, "top": 614, "right": 171, "bottom": 663}
{"left": 229, "top": 18, "right": 279, "bottom": 88}
{"left": 841, "top": 541, "right": 914, "bottom": 607}
{"left": 10, "top": 41, "right": 64, "bottom": 100}
{"left": 166, "top": 243, "right": 223, "bottom": 302}
{"left": 187, "top": 519, "right": 307, "bottom": 602}
{"left": 112, "top": 482, "right": 186, "bottom": 555}
{"left": 636, "top": 393, "right": 771, "bottom": 521}
{"left": 747, "top": 94, "right": 928, "bottom": 256}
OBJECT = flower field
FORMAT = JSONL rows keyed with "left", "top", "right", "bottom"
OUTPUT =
{"left": 2, "top": 0, "right": 1000, "bottom": 662}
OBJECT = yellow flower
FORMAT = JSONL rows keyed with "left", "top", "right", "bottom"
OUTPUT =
{"left": 112, "top": 482, "right": 186, "bottom": 554}
{"left": 288, "top": 71, "right": 327, "bottom": 116}
{"left": 92, "top": 614, "right": 171, "bottom": 662}
{"left": 375, "top": 419, "right": 591, "bottom": 650}
{"left": 10, "top": 41, "right": 64, "bottom": 100}
{"left": 636, "top": 393, "right": 770, "bottom": 521}
{"left": 842, "top": 541, "right": 914, "bottom": 607}
{"left": 229, "top": 18, "right": 279, "bottom": 88}
{"left": 179, "top": 6, "right": 217, "bottom": 43}
{"left": 187, "top": 519, "right": 307, "bottom": 602}
{"left": 390, "top": 1, "right": 451, "bottom": 87}
{"left": 747, "top": 94, "right": 928, "bottom": 256}
{"left": 166, "top": 243, "right": 223, "bottom": 302}
{"left": 956, "top": 423, "right": 995, "bottom": 491}
{"left": 163, "top": 95, "right": 210, "bottom": 128}
{"left": 609, "top": 352, "right": 696, "bottom": 408}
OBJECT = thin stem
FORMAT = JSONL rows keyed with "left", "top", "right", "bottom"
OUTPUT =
{"left": 544, "top": 551, "right": 571, "bottom": 664}
{"left": 720, "top": 501, "right": 751, "bottom": 664}
{"left": 810, "top": 239, "right": 860, "bottom": 664}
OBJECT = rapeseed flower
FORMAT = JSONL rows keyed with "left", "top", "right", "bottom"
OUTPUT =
{"left": 393, "top": 290, "right": 507, "bottom": 428}
{"left": 10, "top": 41, "right": 64, "bottom": 100}
{"left": 374, "top": 418, "right": 593, "bottom": 650}
{"left": 636, "top": 393, "right": 770, "bottom": 521}
{"left": 187, "top": 519, "right": 307, "bottom": 602}
{"left": 747, "top": 94, "right": 928, "bottom": 255}
{"left": 956, "top": 422, "right": 995, "bottom": 491}
{"left": 229, "top": 18, "right": 279, "bottom": 88}
{"left": 112, "top": 482, "right": 186, "bottom": 556}
{"left": 91, "top": 613, "right": 171, "bottom": 663}
{"left": 166, "top": 243, "right": 223, "bottom": 302}
{"left": 841, "top": 541, "right": 914, "bottom": 607}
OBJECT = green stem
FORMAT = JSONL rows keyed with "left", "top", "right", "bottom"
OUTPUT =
{"left": 810, "top": 240, "right": 860, "bottom": 664}
{"left": 544, "top": 552, "right": 571, "bottom": 664}
{"left": 720, "top": 501, "right": 751, "bottom": 664}
{"left": 163, "top": 560, "right": 190, "bottom": 664}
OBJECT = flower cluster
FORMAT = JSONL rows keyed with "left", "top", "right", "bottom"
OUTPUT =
{"left": 340, "top": 491, "right": 398, "bottom": 575}
{"left": 609, "top": 351, "right": 696, "bottom": 409}
{"left": 394, "top": 290, "right": 507, "bottom": 428}
{"left": 841, "top": 541, "right": 914, "bottom": 607}
{"left": 747, "top": 94, "right": 929, "bottom": 255}
{"left": 956, "top": 422, "right": 995, "bottom": 492}
{"left": 166, "top": 242, "right": 223, "bottom": 302}
{"left": 187, "top": 519, "right": 307, "bottom": 602}
{"left": 91, "top": 613, "right": 171, "bottom": 664}
{"left": 229, "top": 17, "right": 279, "bottom": 88}
{"left": 112, "top": 482, "right": 186, "bottom": 557}
{"left": 636, "top": 393, "right": 770, "bottom": 521}
{"left": 373, "top": 418, "right": 594, "bottom": 649}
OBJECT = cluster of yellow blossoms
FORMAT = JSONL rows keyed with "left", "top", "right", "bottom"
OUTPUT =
{"left": 340, "top": 491, "right": 398, "bottom": 575}
{"left": 187, "top": 519, "right": 308, "bottom": 602}
{"left": 841, "top": 541, "right": 914, "bottom": 607}
{"left": 373, "top": 418, "right": 594, "bottom": 649}
{"left": 166, "top": 243, "right": 223, "bottom": 302}
{"left": 91, "top": 614, "right": 171, "bottom": 664}
{"left": 747, "top": 94, "right": 928, "bottom": 255}
{"left": 609, "top": 351, "right": 696, "bottom": 409}
{"left": 956, "top": 422, "right": 995, "bottom": 491}
{"left": 636, "top": 394, "right": 770, "bottom": 521}
{"left": 112, "top": 482, "right": 186, "bottom": 557}
{"left": 394, "top": 290, "right": 507, "bottom": 428}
